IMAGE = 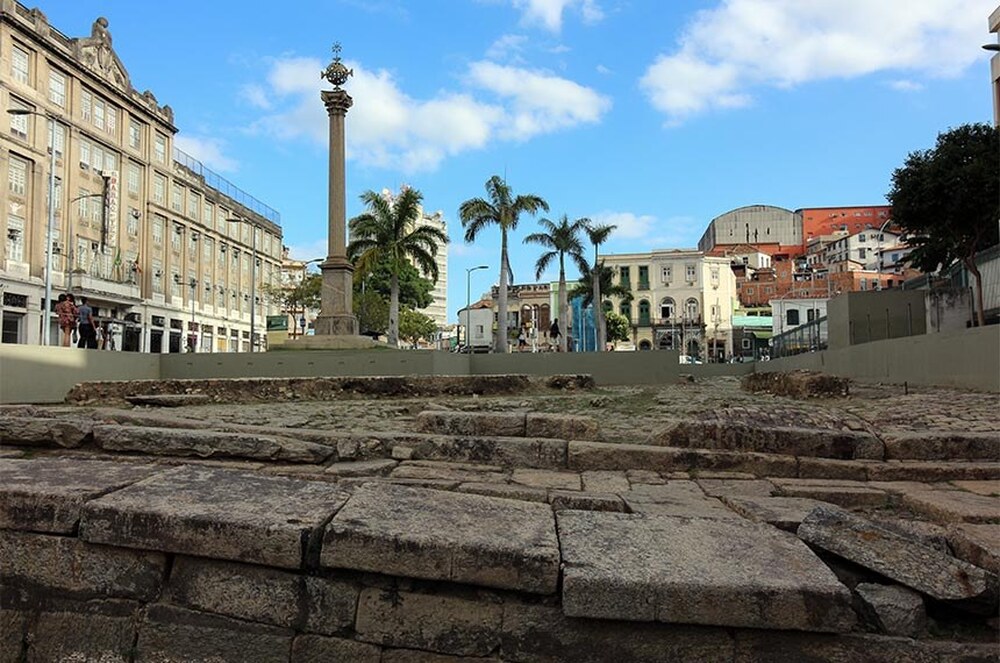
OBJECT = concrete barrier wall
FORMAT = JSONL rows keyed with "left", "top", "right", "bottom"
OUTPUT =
{"left": 470, "top": 350, "right": 681, "bottom": 385}
{"left": 687, "top": 362, "right": 756, "bottom": 378}
{"left": 0, "top": 345, "right": 160, "bottom": 404}
{"left": 759, "top": 325, "right": 1000, "bottom": 392}
{"left": 160, "top": 348, "right": 438, "bottom": 380}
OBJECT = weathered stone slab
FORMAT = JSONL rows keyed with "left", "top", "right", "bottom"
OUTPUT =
{"left": 126, "top": 393, "right": 211, "bottom": 407}
{"left": 721, "top": 496, "right": 837, "bottom": 531}
{"left": 322, "top": 483, "right": 559, "bottom": 594}
{"left": 291, "top": 634, "right": 381, "bottom": 663}
{"left": 391, "top": 461, "right": 505, "bottom": 483}
{"left": 948, "top": 523, "right": 1000, "bottom": 573}
{"left": 854, "top": 583, "right": 926, "bottom": 637}
{"left": 382, "top": 649, "right": 502, "bottom": 663}
{"left": 25, "top": 598, "right": 140, "bottom": 663}
{"left": 772, "top": 478, "right": 890, "bottom": 508}
{"left": 741, "top": 370, "right": 850, "bottom": 398}
{"left": 623, "top": 482, "right": 740, "bottom": 519}
{"left": 696, "top": 478, "right": 775, "bottom": 498}
{"left": 525, "top": 413, "right": 599, "bottom": 440}
{"left": 626, "top": 469, "right": 665, "bottom": 485}
{"left": 456, "top": 482, "right": 548, "bottom": 503}
{"left": 549, "top": 490, "right": 625, "bottom": 512}
{"left": 0, "top": 609, "right": 24, "bottom": 662}
{"left": 733, "top": 631, "right": 1000, "bottom": 663}
{"left": 796, "top": 457, "right": 873, "bottom": 480}
{"left": 797, "top": 505, "right": 996, "bottom": 608}
{"left": 568, "top": 441, "right": 798, "bottom": 477}
{"left": 900, "top": 488, "right": 1000, "bottom": 524}
{"left": 389, "top": 433, "right": 566, "bottom": 469}
{"left": 166, "top": 556, "right": 357, "bottom": 634}
{"left": 0, "top": 415, "right": 93, "bottom": 448}
{"left": 882, "top": 431, "right": 1000, "bottom": 461}
{"left": 94, "top": 424, "right": 334, "bottom": 463}
{"left": 324, "top": 458, "right": 397, "bottom": 477}
{"left": 870, "top": 518, "right": 951, "bottom": 554}
{"left": 865, "top": 460, "right": 1000, "bottom": 482}
{"left": 581, "top": 470, "right": 630, "bottom": 493}
{"left": 0, "top": 529, "right": 165, "bottom": 601}
{"left": 355, "top": 587, "right": 501, "bottom": 656}
{"left": 951, "top": 480, "right": 1000, "bottom": 496}
{"left": 558, "top": 511, "right": 855, "bottom": 631}
{"left": 80, "top": 466, "right": 350, "bottom": 569}
{"left": 512, "top": 468, "right": 581, "bottom": 491}
{"left": 0, "top": 457, "right": 159, "bottom": 533}
{"left": 414, "top": 411, "right": 526, "bottom": 437}
{"left": 134, "top": 604, "right": 293, "bottom": 662}
{"left": 499, "top": 602, "right": 735, "bottom": 663}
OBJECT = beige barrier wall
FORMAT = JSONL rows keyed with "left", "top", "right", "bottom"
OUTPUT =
{"left": 758, "top": 325, "right": 1000, "bottom": 392}
{"left": 0, "top": 345, "right": 160, "bottom": 404}
{"left": 160, "top": 348, "right": 436, "bottom": 380}
{"left": 471, "top": 350, "right": 681, "bottom": 385}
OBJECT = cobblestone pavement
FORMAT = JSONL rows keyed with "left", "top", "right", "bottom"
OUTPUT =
{"left": 153, "top": 377, "right": 999, "bottom": 445}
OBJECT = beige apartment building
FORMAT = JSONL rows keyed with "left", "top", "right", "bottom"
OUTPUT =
{"left": 990, "top": 7, "right": 999, "bottom": 126}
{"left": 601, "top": 249, "right": 738, "bottom": 359}
{"left": 0, "top": 2, "right": 282, "bottom": 351}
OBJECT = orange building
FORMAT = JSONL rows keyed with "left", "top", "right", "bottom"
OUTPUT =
{"left": 800, "top": 206, "right": 892, "bottom": 248}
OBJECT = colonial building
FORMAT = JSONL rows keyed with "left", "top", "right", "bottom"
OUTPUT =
{"left": 601, "top": 249, "right": 737, "bottom": 360}
{"left": 0, "top": 3, "right": 282, "bottom": 351}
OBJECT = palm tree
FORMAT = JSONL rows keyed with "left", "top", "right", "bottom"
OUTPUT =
{"left": 584, "top": 222, "right": 615, "bottom": 351}
{"left": 524, "top": 215, "right": 588, "bottom": 352}
{"left": 459, "top": 175, "right": 548, "bottom": 353}
{"left": 348, "top": 187, "right": 448, "bottom": 348}
{"left": 570, "top": 263, "right": 633, "bottom": 344}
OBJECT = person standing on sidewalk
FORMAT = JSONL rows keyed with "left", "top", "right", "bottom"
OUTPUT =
{"left": 76, "top": 297, "right": 98, "bottom": 349}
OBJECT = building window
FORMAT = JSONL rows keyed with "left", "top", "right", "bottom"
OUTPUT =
{"left": 6, "top": 214, "right": 25, "bottom": 262}
{"left": 127, "top": 209, "right": 139, "bottom": 237}
{"left": 11, "top": 45, "right": 29, "bottom": 84}
{"left": 154, "top": 134, "right": 167, "bottom": 163}
{"left": 786, "top": 309, "right": 800, "bottom": 326}
{"left": 152, "top": 216, "right": 164, "bottom": 246}
{"left": 171, "top": 184, "right": 183, "bottom": 212}
{"left": 685, "top": 264, "right": 697, "bottom": 282}
{"left": 152, "top": 173, "right": 165, "bottom": 204}
{"left": 48, "top": 69, "right": 66, "bottom": 106}
{"left": 170, "top": 268, "right": 180, "bottom": 297}
{"left": 188, "top": 233, "right": 198, "bottom": 260}
{"left": 660, "top": 297, "right": 675, "bottom": 320}
{"left": 742, "top": 338, "right": 751, "bottom": 350}
{"left": 127, "top": 162, "right": 141, "bottom": 196}
{"left": 710, "top": 267, "right": 719, "bottom": 283}
{"left": 638, "top": 265, "right": 649, "bottom": 290}
{"left": 48, "top": 120, "right": 65, "bottom": 158}
{"left": 859, "top": 248, "right": 867, "bottom": 260}
{"left": 8, "top": 156, "right": 27, "bottom": 196}
{"left": 858, "top": 234, "right": 866, "bottom": 242}
{"left": 129, "top": 119, "right": 142, "bottom": 150}
{"left": 203, "top": 202, "right": 213, "bottom": 228}
{"left": 188, "top": 192, "right": 200, "bottom": 221}
{"left": 619, "top": 301, "right": 631, "bottom": 322}
{"left": 172, "top": 225, "right": 183, "bottom": 252}
{"left": 661, "top": 265, "right": 672, "bottom": 283}
{"left": 8, "top": 99, "right": 29, "bottom": 140}
{"left": 619, "top": 266, "right": 631, "bottom": 287}
{"left": 807, "top": 308, "right": 816, "bottom": 322}
{"left": 638, "top": 299, "right": 651, "bottom": 326}
{"left": 746, "top": 287, "right": 755, "bottom": 295}
{"left": 686, "top": 298, "right": 699, "bottom": 321}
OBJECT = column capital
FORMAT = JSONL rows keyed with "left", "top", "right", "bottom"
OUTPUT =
{"left": 322, "top": 89, "right": 353, "bottom": 116}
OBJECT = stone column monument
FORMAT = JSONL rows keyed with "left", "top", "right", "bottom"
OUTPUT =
{"left": 295, "top": 44, "right": 373, "bottom": 349}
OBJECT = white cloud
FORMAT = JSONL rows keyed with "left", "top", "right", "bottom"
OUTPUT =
{"left": 589, "top": 212, "right": 701, "bottom": 250}
{"left": 589, "top": 211, "right": 658, "bottom": 240}
{"left": 284, "top": 238, "right": 327, "bottom": 263}
{"left": 487, "top": 34, "right": 529, "bottom": 61}
{"left": 247, "top": 56, "right": 609, "bottom": 172}
{"left": 596, "top": 64, "right": 612, "bottom": 75}
{"left": 512, "top": 0, "right": 604, "bottom": 32}
{"left": 888, "top": 79, "right": 925, "bottom": 92}
{"left": 239, "top": 84, "right": 271, "bottom": 109}
{"left": 640, "top": 0, "right": 988, "bottom": 124}
{"left": 174, "top": 135, "right": 239, "bottom": 173}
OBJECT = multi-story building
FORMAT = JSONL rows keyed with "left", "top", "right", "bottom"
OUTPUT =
{"left": 601, "top": 249, "right": 737, "bottom": 360}
{"left": 698, "top": 205, "right": 802, "bottom": 255}
{"left": 0, "top": 4, "right": 283, "bottom": 351}
{"left": 799, "top": 206, "right": 892, "bottom": 249}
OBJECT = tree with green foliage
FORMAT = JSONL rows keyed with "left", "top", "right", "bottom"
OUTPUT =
{"left": 583, "top": 222, "right": 616, "bottom": 352}
{"left": 348, "top": 187, "right": 448, "bottom": 348}
{"left": 398, "top": 309, "right": 437, "bottom": 348}
{"left": 569, "top": 263, "right": 632, "bottom": 309}
{"left": 459, "top": 176, "right": 548, "bottom": 353}
{"left": 359, "top": 260, "right": 434, "bottom": 311}
{"left": 353, "top": 288, "right": 388, "bottom": 337}
{"left": 263, "top": 272, "right": 321, "bottom": 336}
{"left": 604, "top": 311, "right": 631, "bottom": 344}
{"left": 887, "top": 123, "right": 999, "bottom": 326}
{"left": 524, "top": 215, "right": 588, "bottom": 352}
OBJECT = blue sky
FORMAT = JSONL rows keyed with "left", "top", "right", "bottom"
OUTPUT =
{"left": 48, "top": 0, "right": 995, "bottom": 322}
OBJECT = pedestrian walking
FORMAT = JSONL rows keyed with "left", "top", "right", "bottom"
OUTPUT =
{"left": 55, "top": 293, "right": 77, "bottom": 347}
{"left": 76, "top": 296, "right": 98, "bottom": 349}
{"left": 549, "top": 318, "right": 561, "bottom": 351}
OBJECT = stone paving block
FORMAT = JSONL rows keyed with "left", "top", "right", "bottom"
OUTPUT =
{"left": 733, "top": 630, "right": 1000, "bottom": 663}
{"left": 870, "top": 518, "right": 951, "bottom": 554}
{"left": 626, "top": 469, "right": 665, "bottom": 485}
{"left": 771, "top": 479, "right": 890, "bottom": 509}
{"left": 558, "top": 511, "right": 855, "bottom": 631}
{"left": 525, "top": 413, "right": 599, "bottom": 441}
{"left": 948, "top": 523, "right": 1000, "bottom": 573}
{"left": 126, "top": 394, "right": 211, "bottom": 407}
{"left": 512, "top": 468, "right": 581, "bottom": 491}
{"left": 456, "top": 482, "right": 549, "bottom": 503}
{"left": 355, "top": 587, "right": 501, "bottom": 656}
{"left": 0, "top": 457, "right": 160, "bottom": 533}
{"left": 0, "top": 416, "right": 93, "bottom": 448}
{"left": 549, "top": 490, "right": 625, "bottom": 512}
{"left": 499, "top": 602, "right": 735, "bottom": 663}
{"left": 80, "top": 466, "right": 350, "bottom": 569}
{"left": 382, "top": 649, "right": 503, "bottom": 662}
{"left": 689, "top": 471, "right": 758, "bottom": 480}
{"left": 881, "top": 431, "right": 1000, "bottom": 461}
{"left": 324, "top": 458, "right": 398, "bottom": 477}
{"left": 798, "top": 505, "right": 996, "bottom": 608}
{"left": 950, "top": 480, "right": 1000, "bottom": 496}
{"left": 901, "top": 488, "right": 1000, "bottom": 524}
{"left": 865, "top": 460, "right": 1000, "bottom": 482}
{"left": 322, "top": 483, "right": 559, "bottom": 594}
{"left": 568, "top": 441, "right": 798, "bottom": 477}
{"left": 1, "top": 529, "right": 165, "bottom": 601}
{"left": 414, "top": 411, "right": 526, "bottom": 437}
{"left": 395, "top": 433, "right": 566, "bottom": 469}
{"left": 796, "top": 457, "right": 873, "bottom": 481}
{"left": 135, "top": 603, "right": 294, "bottom": 663}
{"left": 25, "top": 598, "right": 141, "bottom": 663}
{"left": 391, "top": 461, "right": 506, "bottom": 483}
{"left": 94, "top": 424, "right": 334, "bottom": 463}
{"left": 721, "top": 496, "right": 837, "bottom": 531}
{"left": 166, "top": 557, "right": 357, "bottom": 634}
{"left": 581, "top": 470, "right": 630, "bottom": 493}
{"left": 623, "top": 482, "right": 740, "bottom": 519}
{"left": 290, "top": 634, "right": 381, "bottom": 663}
{"left": 854, "top": 583, "right": 926, "bottom": 637}
{"left": 0, "top": 609, "right": 24, "bottom": 662}
{"left": 696, "top": 478, "right": 775, "bottom": 498}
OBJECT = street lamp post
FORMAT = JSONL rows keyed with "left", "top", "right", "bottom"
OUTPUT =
{"left": 465, "top": 265, "right": 488, "bottom": 349}
{"left": 8, "top": 109, "right": 59, "bottom": 346}
{"left": 226, "top": 218, "right": 258, "bottom": 352}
